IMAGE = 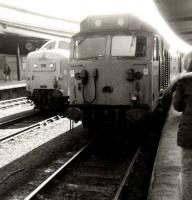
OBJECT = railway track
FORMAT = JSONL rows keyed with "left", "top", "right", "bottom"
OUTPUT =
{"left": 25, "top": 142, "right": 140, "bottom": 200}
{"left": 0, "top": 110, "right": 39, "bottom": 126}
{"left": 0, "top": 97, "right": 32, "bottom": 110}
{"left": 0, "top": 114, "right": 64, "bottom": 142}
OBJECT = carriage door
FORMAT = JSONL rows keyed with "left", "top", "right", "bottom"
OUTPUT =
{"left": 151, "top": 36, "right": 160, "bottom": 111}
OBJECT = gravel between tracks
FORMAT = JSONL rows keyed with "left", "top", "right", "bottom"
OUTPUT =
{"left": 1, "top": 124, "right": 88, "bottom": 200}
{"left": 0, "top": 103, "right": 34, "bottom": 120}
{"left": 0, "top": 118, "right": 81, "bottom": 168}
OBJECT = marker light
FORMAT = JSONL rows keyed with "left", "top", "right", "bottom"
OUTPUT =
{"left": 33, "top": 64, "right": 37, "bottom": 68}
{"left": 95, "top": 19, "right": 102, "bottom": 26}
{"left": 50, "top": 63, "right": 54, "bottom": 68}
{"left": 131, "top": 95, "right": 138, "bottom": 101}
{"left": 117, "top": 18, "right": 125, "bottom": 26}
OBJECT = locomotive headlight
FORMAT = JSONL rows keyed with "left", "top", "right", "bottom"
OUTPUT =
{"left": 131, "top": 95, "right": 137, "bottom": 101}
{"left": 49, "top": 63, "right": 54, "bottom": 68}
{"left": 131, "top": 95, "right": 138, "bottom": 101}
{"left": 33, "top": 64, "right": 37, "bottom": 68}
{"left": 94, "top": 19, "right": 102, "bottom": 26}
{"left": 117, "top": 18, "right": 125, "bottom": 26}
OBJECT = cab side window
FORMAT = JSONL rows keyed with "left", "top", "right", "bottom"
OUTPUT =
{"left": 153, "top": 36, "right": 159, "bottom": 61}
{"left": 58, "top": 41, "right": 69, "bottom": 49}
{"left": 135, "top": 36, "right": 147, "bottom": 57}
{"left": 43, "top": 41, "right": 56, "bottom": 50}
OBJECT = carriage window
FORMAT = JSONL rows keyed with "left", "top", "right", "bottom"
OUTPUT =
{"left": 58, "top": 41, "right": 69, "bottom": 49}
{"left": 42, "top": 41, "right": 56, "bottom": 50}
{"left": 74, "top": 37, "right": 106, "bottom": 59}
{"left": 153, "top": 37, "right": 159, "bottom": 61}
{"left": 111, "top": 35, "right": 136, "bottom": 57}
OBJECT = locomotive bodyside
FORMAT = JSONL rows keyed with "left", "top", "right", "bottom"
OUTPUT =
{"left": 67, "top": 15, "right": 182, "bottom": 134}
{"left": 26, "top": 40, "right": 70, "bottom": 111}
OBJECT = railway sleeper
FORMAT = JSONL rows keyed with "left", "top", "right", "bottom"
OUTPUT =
{"left": 65, "top": 183, "right": 116, "bottom": 194}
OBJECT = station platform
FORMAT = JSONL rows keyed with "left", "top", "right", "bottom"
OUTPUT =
{"left": 0, "top": 80, "right": 27, "bottom": 100}
{"left": 0, "top": 80, "right": 26, "bottom": 90}
{"left": 147, "top": 105, "right": 182, "bottom": 200}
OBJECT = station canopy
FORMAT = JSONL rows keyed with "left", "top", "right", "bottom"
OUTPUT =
{"left": 154, "top": 0, "right": 192, "bottom": 46}
{"left": 0, "top": 0, "right": 191, "bottom": 53}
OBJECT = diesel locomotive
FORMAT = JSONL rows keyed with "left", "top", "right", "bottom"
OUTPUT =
{"left": 66, "top": 14, "right": 182, "bottom": 135}
{"left": 26, "top": 39, "right": 70, "bottom": 111}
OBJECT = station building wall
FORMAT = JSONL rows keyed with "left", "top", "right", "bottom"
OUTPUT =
{"left": 0, "top": 54, "right": 27, "bottom": 81}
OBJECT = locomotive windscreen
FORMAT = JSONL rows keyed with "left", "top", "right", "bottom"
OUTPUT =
{"left": 73, "top": 34, "right": 147, "bottom": 60}
{"left": 74, "top": 36, "right": 106, "bottom": 60}
{"left": 111, "top": 35, "right": 137, "bottom": 57}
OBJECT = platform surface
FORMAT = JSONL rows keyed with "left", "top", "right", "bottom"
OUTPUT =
{"left": 148, "top": 105, "right": 182, "bottom": 200}
{"left": 0, "top": 80, "right": 26, "bottom": 90}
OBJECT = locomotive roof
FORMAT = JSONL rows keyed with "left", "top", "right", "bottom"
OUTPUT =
{"left": 74, "top": 14, "right": 156, "bottom": 36}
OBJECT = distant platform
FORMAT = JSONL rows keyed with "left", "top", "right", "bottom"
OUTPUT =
{"left": 0, "top": 80, "right": 27, "bottom": 100}
{"left": 148, "top": 105, "right": 181, "bottom": 200}
{"left": 0, "top": 80, "right": 26, "bottom": 90}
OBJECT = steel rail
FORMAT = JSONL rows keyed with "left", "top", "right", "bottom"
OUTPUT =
{"left": 0, "top": 97, "right": 32, "bottom": 110}
{"left": 113, "top": 147, "right": 141, "bottom": 200}
{"left": 0, "top": 114, "right": 63, "bottom": 142}
{"left": 0, "top": 97, "right": 27, "bottom": 104}
{"left": 24, "top": 143, "right": 91, "bottom": 200}
{"left": 0, "top": 110, "right": 38, "bottom": 127}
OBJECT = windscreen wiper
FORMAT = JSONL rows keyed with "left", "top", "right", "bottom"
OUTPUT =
{"left": 130, "top": 31, "right": 136, "bottom": 47}
{"left": 74, "top": 36, "right": 87, "bottom": 50}
{"left": 77, "top": 55, "right": 103, "bottom": 61}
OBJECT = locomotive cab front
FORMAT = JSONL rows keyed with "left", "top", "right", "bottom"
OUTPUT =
{"left": 27, "top": 40, "right": 70, "bottom": 111}
{"left": 67, "top": 15, "right": 176, "bottom": 134}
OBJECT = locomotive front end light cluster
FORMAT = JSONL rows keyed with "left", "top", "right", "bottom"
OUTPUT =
{"left": 49, "top": 63, "right": 55, "bottom": 68}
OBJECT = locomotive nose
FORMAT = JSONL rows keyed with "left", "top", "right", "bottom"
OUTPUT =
{"left": 66, "top": 107, "right": 82, "bottom": 122}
